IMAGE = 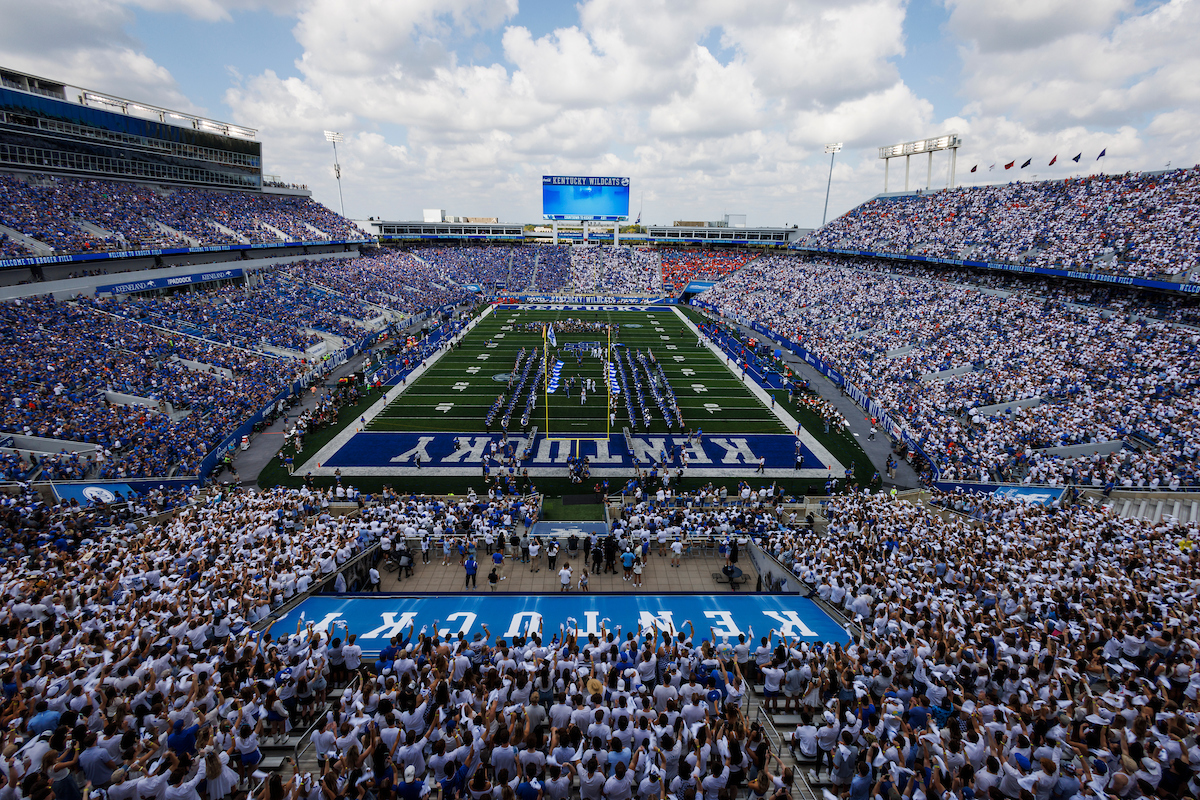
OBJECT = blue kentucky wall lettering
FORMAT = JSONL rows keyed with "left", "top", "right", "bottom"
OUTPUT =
{"left": 325, "top": 432, "right": 826, "bottom": 475}
{"left": 281, "top": 594, "right": 850, "bottom": 656}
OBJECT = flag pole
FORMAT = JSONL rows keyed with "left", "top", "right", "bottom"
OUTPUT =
{"left": 606, "top": 324, "right": 611, "bottom": 440}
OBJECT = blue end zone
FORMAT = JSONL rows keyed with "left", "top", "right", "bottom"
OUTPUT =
{"left": 281, "top": 594, "right": 850, "bottom": 656}
{"left": 323, "top": 432, "right": 826, "bottom": 474}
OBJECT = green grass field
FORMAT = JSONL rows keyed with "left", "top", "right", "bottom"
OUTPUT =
{"left": 370, "top": 307, "right": 787, "bottom": 436}
{"left": 258, "top": 304, "right": 876, "bottom": 497}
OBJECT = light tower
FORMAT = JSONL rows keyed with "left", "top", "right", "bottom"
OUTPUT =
{"left": 878, "top": 134, "right": 962, "bottom": 193}
{"left": 323, "top": 130, "right": 346, "bottom": 217}
{"left": 822, "top": 142, "right": 843, "bottom": 226}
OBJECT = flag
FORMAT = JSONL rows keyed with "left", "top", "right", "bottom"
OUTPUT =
{"left": 1049, "top": 155, "right": 1057, "bottom": 166}
{"left": 547, "top": 325, "right": 557, "bottom": 348}
{"left": 1020, "top": 159, "right": 1031, "bottom": 168}
{"left": 547, "top": 360, "right": 564, "bottom": 393}
{"left": 1096, "top": 148, "right": 1106, "bottom": 160}
{"left": 1072, "top": 153, "right": 1081, "bottom": 162}
{"left": 606, "top": 362, "right": 620, "bottom": 395}
{"left": 970, "top": 165, "right": 977, "bottom": 173}
{"left": 1005, "top": 161, "right": 1015, "bottom": 170}
{"left": 989, "top": 164, "right": 995, "bottom": 171}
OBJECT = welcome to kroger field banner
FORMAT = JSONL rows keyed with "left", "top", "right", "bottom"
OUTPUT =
{"left": 282, "top": 594, "right": 849, "bottom": 655}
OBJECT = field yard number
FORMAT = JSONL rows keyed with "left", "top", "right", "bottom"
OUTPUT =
{"left": 665, "top": 344, "right": 678, "bottom": 350}
{"left": 672, "top": 356, "right": 686, "bottom": 362}
{"left": 453, "top": 382, "right": 470, "bottom": 391}
{"left": 681, "top": 368, "right": 696, "bottom": 376}
{"left": 477, "top": 354, "right": 490, "bottom": 360}
{"left": 691, "top": 384, "right": 708, "bottom": 393}
{"left": 436, "top": 403, "right": 455, "bottom": 413}
{"left": 466, "top": 366, "right": 481, "bottom": 374}
{"left": 703, "top": 403, "right": 722, "bottom": 414}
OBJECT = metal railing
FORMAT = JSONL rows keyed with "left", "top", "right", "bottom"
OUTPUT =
{"left": 291, "top": 670, "right": 365, "bottom": 766}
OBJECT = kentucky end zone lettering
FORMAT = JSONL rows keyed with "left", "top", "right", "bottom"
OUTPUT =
{"left": 322, "top": 432, "right": 825, "bottom": 475}
{"left": 282, "top": 594, "right": 849, "bottom": 656}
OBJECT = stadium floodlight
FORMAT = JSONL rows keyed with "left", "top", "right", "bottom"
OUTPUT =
{"left": 878, "top": 134, "right": 962, "bottom": 192}
{"left": 323, "top": 131, "right": 346, "bottom": 218}
{"left": 822, "top": 143, "right": 843, "bottom": 227}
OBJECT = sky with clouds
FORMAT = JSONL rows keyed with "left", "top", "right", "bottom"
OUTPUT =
{"left": 1, "top": 0, "right": 1196, "bottom": 226}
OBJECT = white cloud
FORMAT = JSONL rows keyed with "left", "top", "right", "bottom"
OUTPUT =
{"left": 0, "top": 0, "right": 199, "bottom": 112}
{"left": 789, "top": 82, "right": 935, "bottom": 150}
{"left": 118, "top": 0, "right": 305, "bottom": 24}
{"left": 7, "top": 0, "right": 1196, "bottom": 227}
{"left": 950, "top": 0, "right": 1200, "bottom": 129}
{"left": 218, "top": 0, "right": 922, "bottom": 222}
{"left": 945, "top": 0, "right": 1131, "bottom": 54}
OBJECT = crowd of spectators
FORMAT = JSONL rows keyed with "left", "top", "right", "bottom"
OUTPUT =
{"left": 703, "top": 254, "right": 1200, "bottom": 488}
{"left": 533, "top": 244, "right": 572, "bottom": 291}
{"left": 570, "top": 247, "right": 663, "bottom": 294}
{"left": 804, "top": 167, "right": 1200, "bottom": 280}
{"left": 282, "top": 255, "right": 473, "bottom": 317}
{"left": 661, "top": 250, "right": 758, "bottom": 292}
{"left": 88, "top": 271, "right": 382, "bottom": 354}
{"left": 570, "top": 246, "right": 604, "bottom": 292}
{"left": 756, "top": 486, "right": 1200, "bottom": 799}
{"left": 0, "top": 173, "right": 364, "bottom": 256}
{"left": 412, "top": 247, "right": 511, "bottom": 290}
{"left": 0, "top": 296, "right": 310, "bottom": 479}
{"left": 3, "top": 480, "right": 1198, "bottom": 800}
{"left": 509, "top": 248, "right": 537, "bottom": 291}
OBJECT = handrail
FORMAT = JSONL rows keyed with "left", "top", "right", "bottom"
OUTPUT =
{"left": 754, "top": 706, "right": 813, "bottom": 800}
{"left": 292, "top": 670, "right": 365, "bottom": 767}
{"left": 253, "top": 541, "right": 379, "bottom": 632}
{"left": 754, "top": 705, "right": 783, "bottom": 760}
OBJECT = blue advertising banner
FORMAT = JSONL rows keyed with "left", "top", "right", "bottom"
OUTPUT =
{"left": 0, "top": 239, "right": 370, "bottom": 271}
{"left": 281, "top": 593, "right": 850, "bottom": 656}
{"left": 934, "top": 481, "right": 1066, "bottom": 505}
{"left": 96, "top": 267, "right": 243, "bottom": 295}
{"left": 793, "top": 246, "right": 1200, "bottom": 295}
{"left": 683, "top": 281, "right": 717, "bottom": 293}
{"left": 52, "top": 482, "right": 134, "bottom": 505}
{"left": 322, "top": 432, "right": 826, "bottom": 476}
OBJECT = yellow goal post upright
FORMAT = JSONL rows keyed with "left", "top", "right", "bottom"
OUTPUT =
{"left": 540, "top": 322, "right": 613, "bottom": 463}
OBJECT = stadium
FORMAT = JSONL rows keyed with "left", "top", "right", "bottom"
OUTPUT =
{"left": 2, "top": 22, "right": 1199, "bottom": 800}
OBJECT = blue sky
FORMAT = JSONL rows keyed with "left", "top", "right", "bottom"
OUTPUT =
{"left": 2, "top": 0, "right": 1194, "bottom": 224}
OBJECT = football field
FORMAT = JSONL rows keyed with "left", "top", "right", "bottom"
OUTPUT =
{"left": 300, "top": 303, "right": 848, "bottom": 482}
{"left": 370, "top": 306, "right": 787, "bottom": 435}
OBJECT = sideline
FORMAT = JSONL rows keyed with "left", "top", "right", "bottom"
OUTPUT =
{"left": 296, "top": 304, "right": 497, "bottom": 474}
{"left": 670, "top": 306, "right": 844, "bottom": 472}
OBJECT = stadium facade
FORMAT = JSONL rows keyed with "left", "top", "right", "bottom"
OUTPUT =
{"left": 0, "top": 67, "right": 262, "bottom": 189}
